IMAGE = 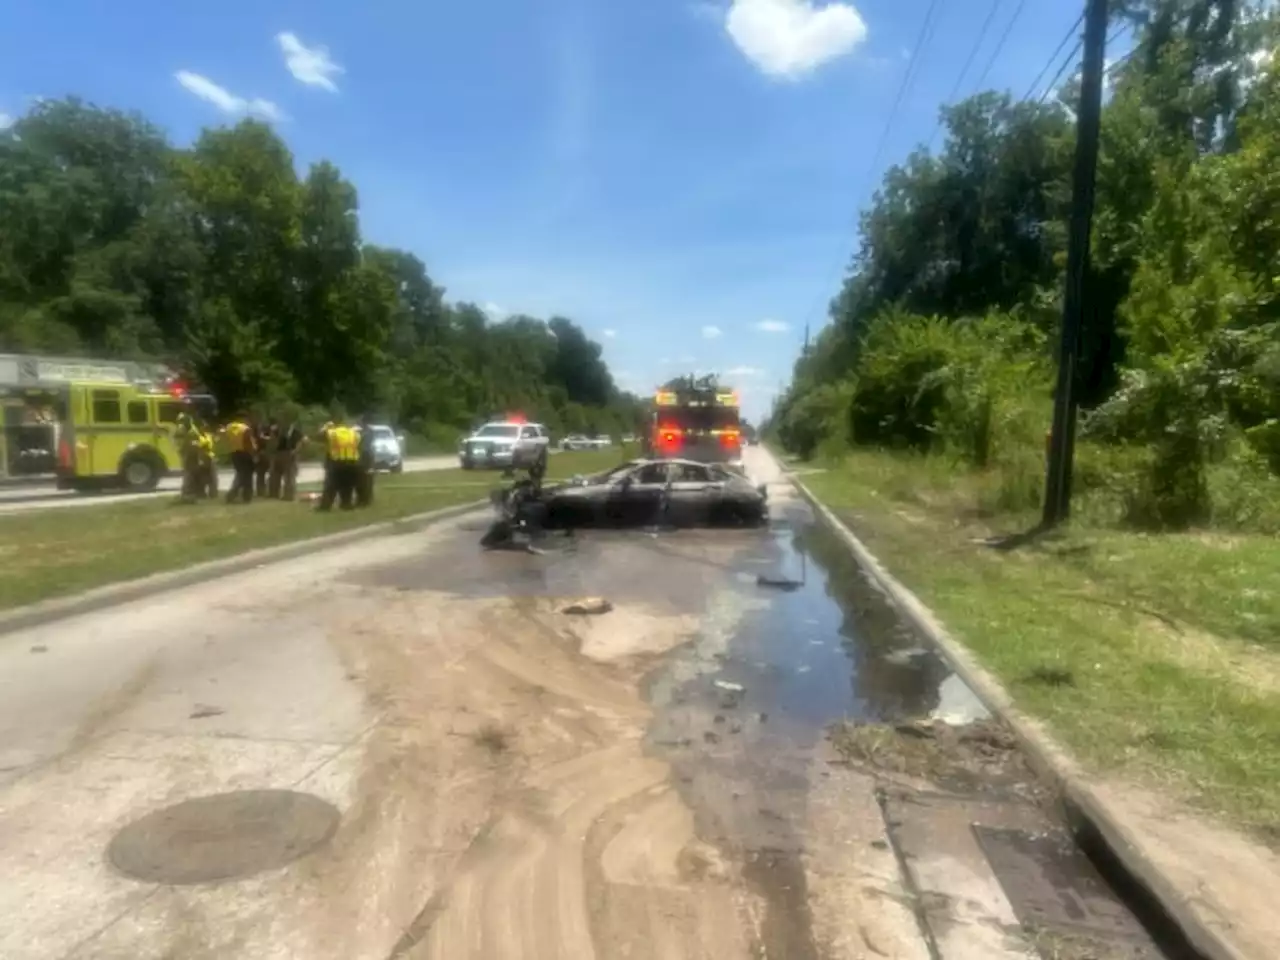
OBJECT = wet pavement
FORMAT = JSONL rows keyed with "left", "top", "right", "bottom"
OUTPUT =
{"left": 351, "top": 464, "right": 1183, "bottom": 959}
{"left": 0, "top": 445, "right": 1196, "bottom": 959}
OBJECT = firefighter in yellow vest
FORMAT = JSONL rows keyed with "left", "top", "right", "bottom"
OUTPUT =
{"left": 317, "top": 420, "right": 361, "bottom": 511}
{"left": 196, "top": 423, "right": 219, "bottom": 498}
{"left": 222, "top": 413, "right": 258, "bottom": 504}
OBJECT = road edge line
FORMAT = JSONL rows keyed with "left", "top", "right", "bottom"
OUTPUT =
{"left": 0, "top": 500, "right": 488, "bottom": 637}
{"left": 785, "top": 466, "right": 1245, "bottom": 960}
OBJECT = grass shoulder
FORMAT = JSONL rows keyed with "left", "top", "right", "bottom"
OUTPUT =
{"left": 795, "top": 448, "right": 1280, "bottom": 839}
{"left": 0, "top": 448, "right": 629, "bottom": 613}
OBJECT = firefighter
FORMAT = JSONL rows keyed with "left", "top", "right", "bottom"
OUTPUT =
{"left": 197, "top": 420, "right": 219, "bottom": 498}
{"left": 317, "top": 419, "right": 360, "bottom": 511}
{"left": 173, "top": 412, "right": 202, "bottom": 503}
{"left": 254, "top": 418, "right": 276, "bottom": 497}
{"left": 223, "top": 413, "right": 257, "bottom": 504}
{"left": 270, "top": 416, "right": 303, "bottom": 500}
{"left": 355, "top": 414, "right": 376, "bottom": 508}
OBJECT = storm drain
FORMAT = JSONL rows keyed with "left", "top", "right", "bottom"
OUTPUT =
{"left": 107, "top": 789, "right": 341, "bottom": 885}
{"left": 974, "top": 825, "right": 1155, "bottom": 945}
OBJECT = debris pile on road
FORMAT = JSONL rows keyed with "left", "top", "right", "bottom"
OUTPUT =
{"left": 828, "top": 717, "right": 1041, "bottom": 797}
{"left": 561, "top": 598, "right": 613, "bottom": 615}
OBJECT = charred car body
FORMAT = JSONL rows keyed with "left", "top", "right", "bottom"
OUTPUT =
{"left": 483, "top": 456, "right": 768, "bottom": 547}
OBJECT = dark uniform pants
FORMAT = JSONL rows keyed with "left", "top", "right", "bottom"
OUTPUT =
{"left": 227, "top": 451, "right": 255, "bottom": 503}
{"left": 255, "top": 452, "right": 270, "bottom": 497}
{"left": 270, "top": 450, "right": 297, "bottom": 500}
{"left": 318, "top": 458, "right": 359, "bottom": 511}
{"left": 180, "top": 449, "right": 202, "bottom": 501}
{"left": 356, "top": 455, "right": 374, "bottom": 507}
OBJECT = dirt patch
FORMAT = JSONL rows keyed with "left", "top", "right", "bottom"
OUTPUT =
{"left": 828, "top": 717, "right": 1042, "bottom": 797}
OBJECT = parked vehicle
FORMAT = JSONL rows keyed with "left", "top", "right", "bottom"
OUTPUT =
{"left": 560, "top": 434, "right": 611, "bottom": 451}
{"left": 459, "top": 417, "right": 550, "bottom": 471}
{"left": 363, "top": 424, "right": 405, "bottom": 472}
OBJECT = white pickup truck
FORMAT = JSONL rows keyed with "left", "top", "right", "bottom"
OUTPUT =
{"left": 459, "top": 420, "right": 551, "bottom": 471}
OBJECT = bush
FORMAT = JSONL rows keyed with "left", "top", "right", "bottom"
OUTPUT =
{"left": 850, "top": 309, "right": 1052, "bottom": 467}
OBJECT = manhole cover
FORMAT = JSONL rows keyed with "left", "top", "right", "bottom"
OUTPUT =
{"left": 107, "top": 789, "right": 341, "bottom": 885}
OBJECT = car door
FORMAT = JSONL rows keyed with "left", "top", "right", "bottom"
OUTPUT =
{"left": 604, "top": 462, "right": 666, "bottom": 525}
{"left": 665, "top": 462, "right": 719, "bottom": 525}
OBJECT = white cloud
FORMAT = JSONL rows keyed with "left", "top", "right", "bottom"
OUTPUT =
{"left": 725, "top": 365, "right": 764, "bottom": 377}
{"left": 602, "top": 328, "right": 617, "bottom": 338}
{"left": 175, "top": 71, "right": 283, "bottom": 121}
{"left": 481, "top": 302, "right": 510, "bottom": 320}
{"left": 702, "top": 324, "right": 723, "bottom": 339}
{"left": 0, "top": 112, "right": 13, "bottom": 130}
{"left": 753, "top": 319, "right": 789, "bottom": 333}
{"left": 724, "top": 0, "right": 868, "bottom": 79}
{"left": 277, "top": 32, "right": 343, "bottom": 92}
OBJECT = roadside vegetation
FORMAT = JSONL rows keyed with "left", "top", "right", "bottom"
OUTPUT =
{"left": 0, "top": 101, "right": 644, "bottom": 442}
{"left": 766, "top": 2, "right": 1280, "bottom": 837}
{"left": 0, "top": 447, "right": 630, "bottom": 612}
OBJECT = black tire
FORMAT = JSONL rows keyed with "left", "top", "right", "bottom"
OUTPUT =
{"left": 391, "top": 461, "right": 404, "bottom": 474}
{"left": 119, "top": 451, "right": 162, "bottom": 492}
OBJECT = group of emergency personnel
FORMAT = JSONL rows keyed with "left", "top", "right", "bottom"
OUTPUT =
{"left": 173, "top": 409, "right": 377, "bottom": 512}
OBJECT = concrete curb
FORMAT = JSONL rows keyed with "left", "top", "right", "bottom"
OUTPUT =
{"left": 787, "top": 470, "right": 1248, "bottom": 960}
{"left": 0, "top": 499, "right": 488, "bottom": 638}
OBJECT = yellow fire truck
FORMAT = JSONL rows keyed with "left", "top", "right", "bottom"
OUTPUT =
{"left": 649, "top": 375, "right": 742, "bottom": 465}
{"left": 0, "top": 355, "right": 216, "bottom": 491}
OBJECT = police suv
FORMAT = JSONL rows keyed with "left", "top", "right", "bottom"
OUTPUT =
{"left": 459, "top": 417, "right": 551, "bottom": 471}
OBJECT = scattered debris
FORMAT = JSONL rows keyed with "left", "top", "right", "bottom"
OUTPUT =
{"left": 713, "top": 679, "right": 745, "bottom": 709}
{"left": 829, "top": 718, "right": 1037, "bottom": 795}
{"left": 189, "top": 704, "right": 225, "bottom": 720}
{"left": 29, "top": 645, "right": 47, "bottom": 654}
{"left": 756, "top": 574, "right": 803, "bottom": 591}
{"left": 561, "top": 597, "right": 613, "bottom": 615}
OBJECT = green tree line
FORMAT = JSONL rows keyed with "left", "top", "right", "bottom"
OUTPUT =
{"left": 768, "top": 0, "right": 1280, "bottom": 531}
{"left": 0, "top": 99, "right": 645, "bottom": 444}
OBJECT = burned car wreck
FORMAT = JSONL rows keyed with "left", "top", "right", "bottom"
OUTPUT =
{"left": 482, "top": 457, "right": 769, "bottom": 548}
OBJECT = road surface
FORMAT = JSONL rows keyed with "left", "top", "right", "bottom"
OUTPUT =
{"left": 0, "top": 456, "right": 457, "bottom": 515}
{"left": 0, "top": 448, "right": 1168, "bottom": 959}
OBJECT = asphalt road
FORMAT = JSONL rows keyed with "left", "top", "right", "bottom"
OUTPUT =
{"left": 0, "top": 455, "right": 458, "bottom": 515}
{"left": 0, "top": 447, "right": 1165, "bottom": 960}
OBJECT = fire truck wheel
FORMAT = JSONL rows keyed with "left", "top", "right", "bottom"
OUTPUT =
{"left": 119, "top": 451, "right": 163, "bottom": 492}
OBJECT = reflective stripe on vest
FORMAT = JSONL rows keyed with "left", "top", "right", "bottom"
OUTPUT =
{"left": 327, "top": 426, "right": 359, "bottom": 462}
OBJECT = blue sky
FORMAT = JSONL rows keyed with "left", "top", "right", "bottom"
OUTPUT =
{"left": 1, "top": 0, "right": 1096, "bottom": 421}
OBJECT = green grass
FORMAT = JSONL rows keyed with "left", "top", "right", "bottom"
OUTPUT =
{"left": 798, "top": 448, "right": 1280, "bottom": 839}
{"left": 0, "top": 447, "right": 631, "bottom": 613}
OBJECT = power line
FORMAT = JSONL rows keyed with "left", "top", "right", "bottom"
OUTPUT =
{"left": 867, "top": 0, "right": 948, "bottom": 178}
{"left": 971, "top": 0, "right": 1030, "bottom": 91}
{"left": 1023, "top": 12, "right": 1085, "bottom": 101}
{"left": 789, "top": 0, "right": 948, "bottom": 361}
{"left": 927, "top": 0, "right": 1006, "bottom": 151}
{"left": 946, "top": 0, "right": 1006, "bottom": 106}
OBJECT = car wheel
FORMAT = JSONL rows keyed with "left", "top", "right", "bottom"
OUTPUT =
{"left": 391, "top": 462, "right": 404, "bottom": 474}
{"left": 119, "top": 451, "right": 162, "bottom": 492}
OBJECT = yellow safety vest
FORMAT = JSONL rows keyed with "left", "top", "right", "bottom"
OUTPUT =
{"left": 197, "top": 431, "right": 214, "bottom": 455}
{"left": 327, "top": 426, "right": 359, "bottom": 462}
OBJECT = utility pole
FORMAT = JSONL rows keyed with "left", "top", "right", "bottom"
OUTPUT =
{"left": 1042, "top": 0, "right": 1109, "bottom": 528}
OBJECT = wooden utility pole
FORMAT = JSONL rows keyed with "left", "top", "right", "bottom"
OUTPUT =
{"left": 1042, "top": 0, "right": 1109, "bottom": 528}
